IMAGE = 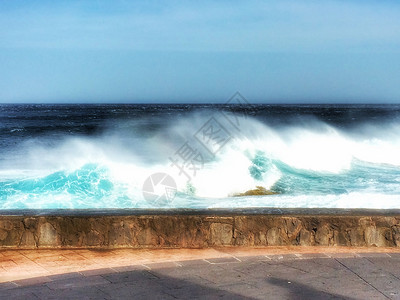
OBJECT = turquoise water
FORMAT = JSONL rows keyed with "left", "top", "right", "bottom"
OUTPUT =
{"left": 0, "top": 104, "right": 399, "bottom": 209}
{"left": 1, "top": 156, "right": 399, "bottom": 209}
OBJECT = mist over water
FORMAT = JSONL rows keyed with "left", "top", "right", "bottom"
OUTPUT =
{"left": 0, "top": 104, "right": 399, "bottom": 209}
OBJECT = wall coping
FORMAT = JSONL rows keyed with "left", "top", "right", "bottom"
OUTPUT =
{"left": 1, "top": 208, "right": 400, "bottom": 217}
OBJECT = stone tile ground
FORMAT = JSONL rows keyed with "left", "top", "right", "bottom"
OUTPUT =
{"left": 1, "top": 247, "right": 400, "bottom": 299}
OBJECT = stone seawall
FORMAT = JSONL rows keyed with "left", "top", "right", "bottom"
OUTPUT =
{"left": 1, "top": 209, "right": 400, "bottom": 248}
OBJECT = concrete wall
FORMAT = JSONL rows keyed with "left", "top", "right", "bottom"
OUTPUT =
{"left": 1, "top": 214, "right": 400, "bottom": 248}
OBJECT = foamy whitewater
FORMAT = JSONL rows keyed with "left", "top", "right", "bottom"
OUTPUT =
{"left": 0, "top": 104, "right": 399, "bottom": 209}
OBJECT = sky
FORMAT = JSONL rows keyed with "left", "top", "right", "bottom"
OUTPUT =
{"left": 0, "top": 0, "right": 400, "bottom": 103}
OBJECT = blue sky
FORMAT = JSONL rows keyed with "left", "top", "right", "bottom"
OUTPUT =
{"left": 0, "top": 0, "right": 400, "bottom": 103}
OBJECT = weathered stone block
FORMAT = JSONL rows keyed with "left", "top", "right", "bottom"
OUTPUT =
{"left": 137, "top": 227, "right": 159, "bottom": 246}
{"left": 364, "top": 226, "right": 393, "bottom": 247}
{"left": 109, "top": 220, "right": 133, "bottom": 246}
{"left": 20, "top": 231, "right": 36, "bottom": 247}
{"left": 299, "top": 229, "right": 312, "bottom": 246}
{"left": 0, "top": 219, "right": 15, "bottom": 231}
{"left": 0, "top": 228, "right": 8, "bottom": 241}
{"left": 86, "top": 230, "right": 105, "bottom": 247}
{"left": 267, "top": 227, "right": 283, "bottom": 245}
{"left": 254, "top": 231, "right": 267, "bottom": 245}
{"left": 210, "top": 223, "right": 233, "bottom": 246}
{"left": 314, "top": 224, "right": 335, "bottom": 246}
{"left": 346, "top": 228, "right": 365, "bottom": 246}
{"left": 392, "top": 225, "right": 400, "bottom": 247}
{"left": 38, "top": 222, "right": 58, "bottom": 247}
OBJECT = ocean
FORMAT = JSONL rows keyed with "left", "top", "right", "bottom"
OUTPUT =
{"left": 0, "top": 103, "right": 399, "bottom": 209}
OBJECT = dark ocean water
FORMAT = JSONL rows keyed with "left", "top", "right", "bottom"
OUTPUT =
{"left": 0, "top": 104, "right": 399, "bottom": 209}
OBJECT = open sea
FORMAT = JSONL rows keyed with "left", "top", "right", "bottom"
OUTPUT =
{"left": 0, "top": 103, "right": 399, "bottom": 209}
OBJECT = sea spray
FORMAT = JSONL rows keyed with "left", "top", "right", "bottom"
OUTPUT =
{"left": 0, "top": 104, "right": 399, "bottom": 209}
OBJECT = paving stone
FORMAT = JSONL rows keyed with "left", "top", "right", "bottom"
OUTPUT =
{"left": 147, "top": 264, "right": 213, "bottom": 284}
{"left": 336, "top": 257, "right": 400, "bottom": 298}
{"left": 0, "top": 251, "right": 24, "bottom": 258}
{"left": 97, "top": 281, "right": 167, "bottom": 298}
{"left": 336, "top": 257, "right": 391, "bottom": 278}
{"left": 0, "top": 281, "right": 18, "bottom": 290}
{"left": 232, "top": 255, "right": 272, "bottom": 263}
{"left": 261, "top": 277, "right": 356, "bottom": 300}
{"left": 275, "top": 259, "right": 347, "bottom": 278}
{"left": 153, "top": 262, "right": 224, "bottom": 280}
{"left": 266, "top": 254, "right": 302, "bottom": 261}
{"left": 19, "top": 250, "right": 63, "bottom": 260}
{"left": 204, "top": 257, "right": 241, "bottom": 264}
{"left": 298, "top": 253, "right": 330, "bottom": 259}
{"left": 197, "top": 266, "right": 250, "bottom": 285}
{"left": 143, "top": 261, "right": 182, "bottom": 270}
{"left": 0, "top": 290, "right": 39, "bottom": 300}
{"left": 388, "top": 253, "right": 400, "bottom": 259}
{"left": 225, "top": 261, "right": 276, "bottom": 277}
{"left": 197, "top": 295, "right": 250, "bottom": 300}
{"left": 230, "top": 260, "right": 314, "bottom": 279}
{"left": 101, "top": 269, "right": 159, "bottom": 284}
{"left": 48, "top": 272, "right": 83, "bottom": 281}
{"left": 122, "top": 291, "right": 176, "bottom": 300}
{"left": 0, "top": 259, "right": 18, "bottom": 268}
{"left": 14, "top": 276, "right": 53, "bottom": 287}
{"left": 325, "top": 252, "right": 361, "bottom": 258}
{"left": 0, "top": 284, "right": 51, "bottom": 300}
{"left": 112, "top": 264, "right": 149, "bottom": 273}
{"left": 163, "top": 283, "right": 232, "bottom": 299}
{"left": 307, "top": 257, "right": 349, "bottom": 271}
{"left": 357, "top": 252, "right": 391, "bottom": 258}
{"left": 216, "top": 282, "right": 267, "bottom": 299}
{"left": 46, "top": 275, "right": 110, "bottom": 290}
{"left": 79, "top": 267, "right": 117, "bottom": 277}
{"left": 33, "top": 286, "right": 109, "bottom": 300}
{"left": 2, "top": 249, "right": 400, "bottom": 299}
{"left": 156, "top": 273, "right": 215, "bottom": 290}
{"left": 175, "top": 258, "right": 211, "bottom": 268}
{"left": 366, "top": 257, "right": 400, "bottom": 278}
{"left": 386, "top": 290, "right": 400, "bottom": 298}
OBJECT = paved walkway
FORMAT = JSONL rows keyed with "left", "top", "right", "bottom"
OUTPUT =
{"left": 1, "top": 247, "right": 400, "bottom": 299}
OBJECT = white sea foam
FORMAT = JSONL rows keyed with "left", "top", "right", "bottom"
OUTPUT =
{"left": 0, "top": 112, "right": 399, "bottom": 209}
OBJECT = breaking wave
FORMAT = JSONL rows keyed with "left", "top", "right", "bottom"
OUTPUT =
{"left": 1, "top": 111, "right": 400, "bottom": 209}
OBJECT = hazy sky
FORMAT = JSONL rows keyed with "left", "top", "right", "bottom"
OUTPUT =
{"left": 1, "top": 0, "right": 400, "bottom": 103}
